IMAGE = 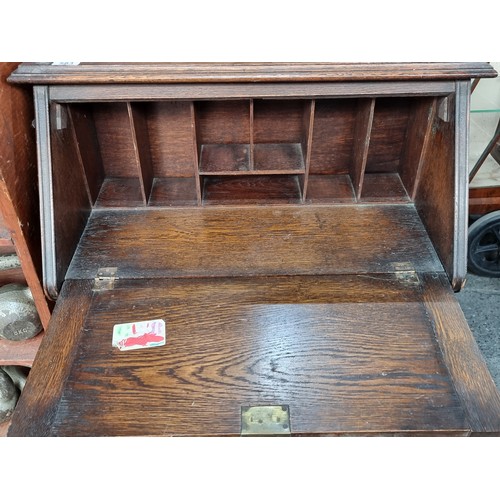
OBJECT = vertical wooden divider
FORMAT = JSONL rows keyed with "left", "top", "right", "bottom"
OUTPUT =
{"left": 400, "top": 97, "right": 437, "bottom": 200}
{"left": 249, "top": 99, "right": 254, "bottom": 171}
{"left": 351, "top": 99, "right": 375, "bottom": 201}
{"left": 128, "top": 102, "right": 154, "bottom": 205}
{"left": 68, "top": 106, "right": 105, "bottom": 205}
{"left": 190, "top": 102, "right": 202, "bottom": 205}
{"left": 301, "top": 100, "right": 315, "bottom": 202}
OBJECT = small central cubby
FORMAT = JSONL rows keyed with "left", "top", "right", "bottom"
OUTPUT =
{"left": 196, "top": 99, "right": 311, "bottom": 204}
{"left": 59, "top": 95, "right": 438, "bottom": 208}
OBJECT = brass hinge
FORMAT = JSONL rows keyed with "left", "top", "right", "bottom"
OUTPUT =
{"left": 392, "top": 262, "right": 419, "bottom": 285}
{"left": 93, "top": 267, "right": 118, "bottom": 291}
{"left": 241, "top": 405, "right": 291, "bottom": 436}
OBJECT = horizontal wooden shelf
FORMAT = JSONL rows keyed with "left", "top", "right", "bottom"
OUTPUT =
{"left": 149, "top": 178, "right": 198, "bottom": 207}
{"left": 202, "top": 175, "right": 302, "bottom": 205}
{"left": 95, "top": 178, "right": 144, "bottom": 208}
{"left": 360, "top": 173, "right": 410, "bottom": 203}
{"left": 199, "top": 143, "right": 305, "bottom": 175}
{"left": 305, "top": 174, "right": 356, "bottom": 203}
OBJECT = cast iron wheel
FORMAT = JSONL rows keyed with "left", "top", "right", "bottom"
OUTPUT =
{"left": 468, "top": 210, "right": 500, "bottom": 277}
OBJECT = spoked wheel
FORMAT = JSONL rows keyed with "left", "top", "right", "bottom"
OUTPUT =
{"left": 468, "top": 210, "right": 500, "bottom": 277}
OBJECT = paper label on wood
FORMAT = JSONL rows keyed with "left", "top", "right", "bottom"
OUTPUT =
{"left": 112, "top": 319, "right": 166, "bottom": 351}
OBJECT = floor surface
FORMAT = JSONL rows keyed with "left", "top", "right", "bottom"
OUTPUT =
{"left": 457, "top": 274, "right": 500, "bottom": 390}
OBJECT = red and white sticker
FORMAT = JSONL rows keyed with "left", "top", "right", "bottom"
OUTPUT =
{"left": 112, "top": 319, "right": 166, "bottom": 351}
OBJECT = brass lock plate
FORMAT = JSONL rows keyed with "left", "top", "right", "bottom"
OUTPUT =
{"left": 241, "top": 405, "right": 291, "bottom": 436}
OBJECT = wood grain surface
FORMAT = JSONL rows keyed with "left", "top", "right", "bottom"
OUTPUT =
{"left": 8, "top": 62, "right": 497, "bottom": 84}
{"left": 66, "top": 205, "right": 442, "bottom": 280}
{"left": 422, "top": 273, "right": 500, "bottom": 434}
{"left": 8, "top": 63, "right": 498, "bottom": 437}
{"left": 414, "top": 93, "right": 456, "bottom": 287}
{"left": 7, "top": 280, "right": 93, "bottom": 436}
{"left": 10, "top": 274, "right": 472, "bottom": 436}
{"left": 0, "top": 63, "right": 52, "bottom": 327}
{"left": 46, "top": 81, "right": 457, "bottom": 103}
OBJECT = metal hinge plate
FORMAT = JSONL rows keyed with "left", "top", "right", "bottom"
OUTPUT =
{"left": 392, "top": 262, "right": 419, "bottom": 285}
{"left": 93, "top": 267, "right": 118, "bottom": 291}
{"left": 241, "top": 405, "right": 291, "bottom": 436}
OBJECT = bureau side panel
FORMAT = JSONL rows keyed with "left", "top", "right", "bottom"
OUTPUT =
{"left": 34, "top": 86, "right": 91, "bottom": 299}
{"left": 415, "top": 85, "right": 469, "bottom": 290}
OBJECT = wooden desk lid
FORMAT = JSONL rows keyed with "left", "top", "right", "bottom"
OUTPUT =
{"left": 10, "top": 272, "right": 500, "bottom": 436}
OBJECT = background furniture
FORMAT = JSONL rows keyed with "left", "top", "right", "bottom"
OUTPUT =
{"left": 0, "top": 62, "right": 52, "bottom": 435}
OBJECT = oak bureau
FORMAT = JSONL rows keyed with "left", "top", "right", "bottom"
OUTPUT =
{"left": 6, "top": 62, "right": 500, "bottom": 436}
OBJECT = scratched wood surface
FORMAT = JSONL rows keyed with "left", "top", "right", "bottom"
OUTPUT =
{"left": 66, "top": 205, "right": 442, "bottom": 280}
{"left": 9, "top": 274, "right": 471, "bottom": 436}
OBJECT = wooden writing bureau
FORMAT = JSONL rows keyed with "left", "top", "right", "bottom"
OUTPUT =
{"left": 6, "top": 62, "right": 500, "bottom": 436}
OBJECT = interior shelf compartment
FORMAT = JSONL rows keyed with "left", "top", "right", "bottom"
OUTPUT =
{"left": 199, "top": 143, "right": 305, "bottom": 175}
{"left": 305, "top": 174, "right": 356, "bottom": 204}
{"left": 61, "top": 95, "right": 437, "bottom": 208}
{"left": 202, "top": 175, "right": 302, "bottom": 205}
{"left": 199, "top": 144, "right": 250, "bottom": 174}
{"left": 94, "top": 178, "right": 144, "bottom": 208}
{"left": 66, "top": 101, "right": 200, "bottom": 209}
{"left": 304, "top": 96, "right": 436, "bottom": 204}
{"left": 196, "top": 99, "right": 310, "bottom": 174}
{"left": 149, "top": 178, "right": 199, "bottom": 207}
{"left": 253, "top": 143, "right": 305, "bottom": 172}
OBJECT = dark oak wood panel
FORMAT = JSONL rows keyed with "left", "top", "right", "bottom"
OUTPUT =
{"left": 360, "top": 173, "right": 410, "bottom": 203}
{"left": 94, "top": 178, "right": 144, "bottom": 208}
{"left": 202, "top": 176, "right": 302, "bottom": 205}
{"left": 253, "top": 144, "right": 304, "bottom": 172}
{"left": 8, "top": 63, "right": 500, "bottom": 437}
{"left": 421, "top": 273, "right": 500, "bottom": 434}
{"left": 195, "top": 100, "right": 250, "bottom": 145}
{"left": 148, "top": 178, "right": 198, "bottom": 207}
{"left": 199, "top": 144, "right": 250, "bottom": 173}
{"left": 399, "top": 97, "right": 437, "bottom": 199}
{"left": 305, "top": 175, "right": 355, "bottom": 203}
{"left": 44, "top": 91, "right": 91, "bottom": 299}
{"left": 46, "top": 82, "right": 457, "bottom": 102}
{"left": 7, "top": 280, "right": 94, "bottom": 436}
{"left": 68, "top": 105, "right": 105, "bottom": 204}
{"left": 10, "top": 274, "right": 471, "bottom": 436}
{"left": 92, "top": 103, "right": 138, "bottom": 178}
{"left": 128, "top": 103, "right": 154, "bottom": 204}
{"left": 415, "top": 92, "right": 457, "bottom": 288}
{"left": 300, "top": 100, "right": 315, "bottom": 198}
{"left": 352, "top": 99, "right": 375, "bottom": 199}
{"left": 365, "top": 98, "right": 411, "bottom": 173}
{"left": 9, "top": 62, "right": 496, "bottom": 84}
{"left": 253, "top": 100, "right": 305, "bottom": 143}
{"left": 66, "top": 205, "right": 442, "bottom": 280}
{"left": 145, "top": 101, "right": 197, "bottom": 178}
{"left": 309, "top": 99, "right": 358, "bottom": 175}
